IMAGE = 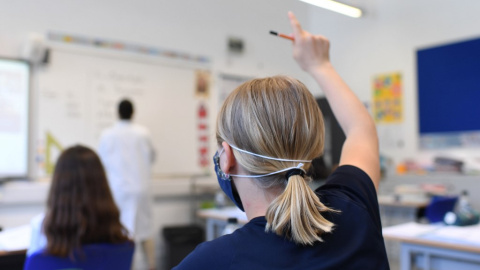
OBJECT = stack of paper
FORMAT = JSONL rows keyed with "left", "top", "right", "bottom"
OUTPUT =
{"left": 428, "top": 224, "right": 480, "bottom": 246}
{"left": 0, "top": 224, "right": 31, "bottom": 251}
{"left": 383, "top": 222, "right": 480, "bottom": 247}
{"left": 383, "top": 222, "right": 440, "bottom": 238}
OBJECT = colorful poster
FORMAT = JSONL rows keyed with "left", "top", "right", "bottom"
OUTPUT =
{"left": 197, "top": 102, "right": 209, "bottom": 168}
{"left": 372, "top": 72, "right": 403, "bottom": 123}
{"left": 195, "top": 70, "right": 211, "bottom": 98}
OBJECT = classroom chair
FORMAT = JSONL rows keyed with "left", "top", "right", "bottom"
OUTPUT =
{"left": 425, "top": 195, "right": 458, "bottom": 223}
{"left": 23, "top": 242, "right": 134, "bottom": 270}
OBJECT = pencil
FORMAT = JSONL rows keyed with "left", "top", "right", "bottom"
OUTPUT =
{"left": 269, "top": 31, "right": 294, "bottom": 41}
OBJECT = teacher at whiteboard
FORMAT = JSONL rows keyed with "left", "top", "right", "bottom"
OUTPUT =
{"left": 98, "top": 99, "right": 156, "bottom": 270}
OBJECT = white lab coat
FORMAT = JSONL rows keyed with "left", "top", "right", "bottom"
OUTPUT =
{"left": 98, "top": 120, "right": 155, "bottom": 241}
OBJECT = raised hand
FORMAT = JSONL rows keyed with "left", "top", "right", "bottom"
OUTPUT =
{"left": 288, "top": 11, "right": 331, "bottom": 74}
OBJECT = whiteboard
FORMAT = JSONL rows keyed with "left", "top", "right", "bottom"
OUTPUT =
{"left": 0, "top": 58, "right": 30, "bottom": 178}
{"left": 36, "top": 49, "right": 212, "bottom": 178}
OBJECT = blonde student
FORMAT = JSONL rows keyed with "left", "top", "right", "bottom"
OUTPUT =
{"left": 174, "top": 12, "right": 389, "bottom": 270}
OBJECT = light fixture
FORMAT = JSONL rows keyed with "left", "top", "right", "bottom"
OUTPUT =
{"left": 299, "top": 0, "right": 363, "bottom": 18}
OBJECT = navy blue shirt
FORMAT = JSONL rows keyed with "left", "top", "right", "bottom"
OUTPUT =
{"left": 174, "top": 165, "right": 390, "bottom": 270}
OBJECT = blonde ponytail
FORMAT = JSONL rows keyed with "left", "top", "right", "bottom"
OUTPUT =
{"left": 216, "top": 75, "right": 338, "bottom": 246}
{"left": 266, "top": 174, "right": 335, "bottom": 245}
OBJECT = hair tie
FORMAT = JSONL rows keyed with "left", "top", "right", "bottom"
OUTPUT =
{"left": 285, "top": 168, "right": 305, "bottom": 180}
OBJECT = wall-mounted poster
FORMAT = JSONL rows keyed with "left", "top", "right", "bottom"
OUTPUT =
{"left": 372, "top": 72, "right": 403, "bottom": 124}
{"left": 195, "top": 70, "right": 211, "bottom": 98}
{"left": 197, "top": 102, "right": 209, "bottom": 168}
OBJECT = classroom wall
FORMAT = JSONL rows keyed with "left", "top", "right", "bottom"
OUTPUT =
{"left": 3, "top": 1, "right": 480, "bottom": 170}
{"left": 1, "top": 0, "right": 320, "bottom": 179}
{"left": 305, "top": 0, "right": 480, "bottom": 164}
{"left": 0, "top": 0, "right": 312, "bottom": 86}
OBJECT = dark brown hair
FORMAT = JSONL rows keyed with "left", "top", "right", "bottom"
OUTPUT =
{"left": 43, "top": 145, "right": 130, "bottom": 257}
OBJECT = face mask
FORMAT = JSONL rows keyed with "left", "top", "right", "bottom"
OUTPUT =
{"left": 213, "top": 144, "right": 312, "bottom": 212}
{"left": 213, "top": 149, "right": 244, "bottom": 211}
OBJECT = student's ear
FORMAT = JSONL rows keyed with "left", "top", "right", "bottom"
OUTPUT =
{"left": 221, "top": 141, "right": 236, "bottom": 174}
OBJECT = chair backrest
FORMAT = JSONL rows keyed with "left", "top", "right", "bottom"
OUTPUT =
{"left": 425, "top": 195, "right": 458, "bottom": 223}
{"left": 23, "top": 242, "right": 134, "bottom": 270}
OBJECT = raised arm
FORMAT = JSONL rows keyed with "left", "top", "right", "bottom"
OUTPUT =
{"left": 288, "top": 12, "right": 380, "bottom": 189}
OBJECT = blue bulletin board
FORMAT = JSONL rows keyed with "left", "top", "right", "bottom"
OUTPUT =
{"left": 417, "top": 37, "right": 480, "bottom": 149}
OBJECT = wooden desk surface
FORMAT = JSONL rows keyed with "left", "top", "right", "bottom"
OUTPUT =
{"left": 0, "top": 249, "right": 26, "bottom": 257}
{"left": 379, "top": 201, "right": 429, "bottom": 208}
{"left": 378, "top": 195, "right": 429, "bottom": 208}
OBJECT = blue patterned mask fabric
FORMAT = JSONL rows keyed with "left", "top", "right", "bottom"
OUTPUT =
{"left": 213, "top": 149, "right": 244, "bottom": 211}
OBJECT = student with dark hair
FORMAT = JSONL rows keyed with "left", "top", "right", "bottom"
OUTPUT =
{"left": 27, "top": 145, "right": 130, "bottom": 257}
{"left": 98, "top": 99, "right": 156, "bottom": 269}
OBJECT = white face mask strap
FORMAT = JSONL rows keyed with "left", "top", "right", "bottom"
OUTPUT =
{"left": 230, "top": 163, "right": 306, "bottom": 178}
{"left": 218, "top": 144, "right": 311, "bottom": 178}
{"left": 228, "top": 144, "right": 312, "bottom": 163}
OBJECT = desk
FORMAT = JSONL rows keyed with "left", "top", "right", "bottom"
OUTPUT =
{"left": 197, "top": 207, "right": 248, "bottom": 241}
{"left": 378, "top": 195, "right": 429, "bottom": 227}
{"left": 0, "top": 225, "right": 30, "bottom": 270}
{"left": 0, "top": 249, "right": 26, "bottom": 270}
{"left": 378, "top": 196, "right": 430, "bottom": 264}
{"left": 383, "top": 222, "right": 480, "bottom": 270}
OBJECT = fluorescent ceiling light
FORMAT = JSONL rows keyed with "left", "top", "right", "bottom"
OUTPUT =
{"left": 299, "top": 0, "right": 363, "bottom": 18}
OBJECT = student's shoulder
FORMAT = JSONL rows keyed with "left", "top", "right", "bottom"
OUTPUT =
{"left": 317, "top": 165, "right": 376, "bottom": 195}
{"left": 315, "top": 165, "right": 378, "bottom": 214}
{"left": 316, "top": 165, "right": 382, "bottom": 229}
{"left": 173, "top": 234, "right": 236, "bottom": 270}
